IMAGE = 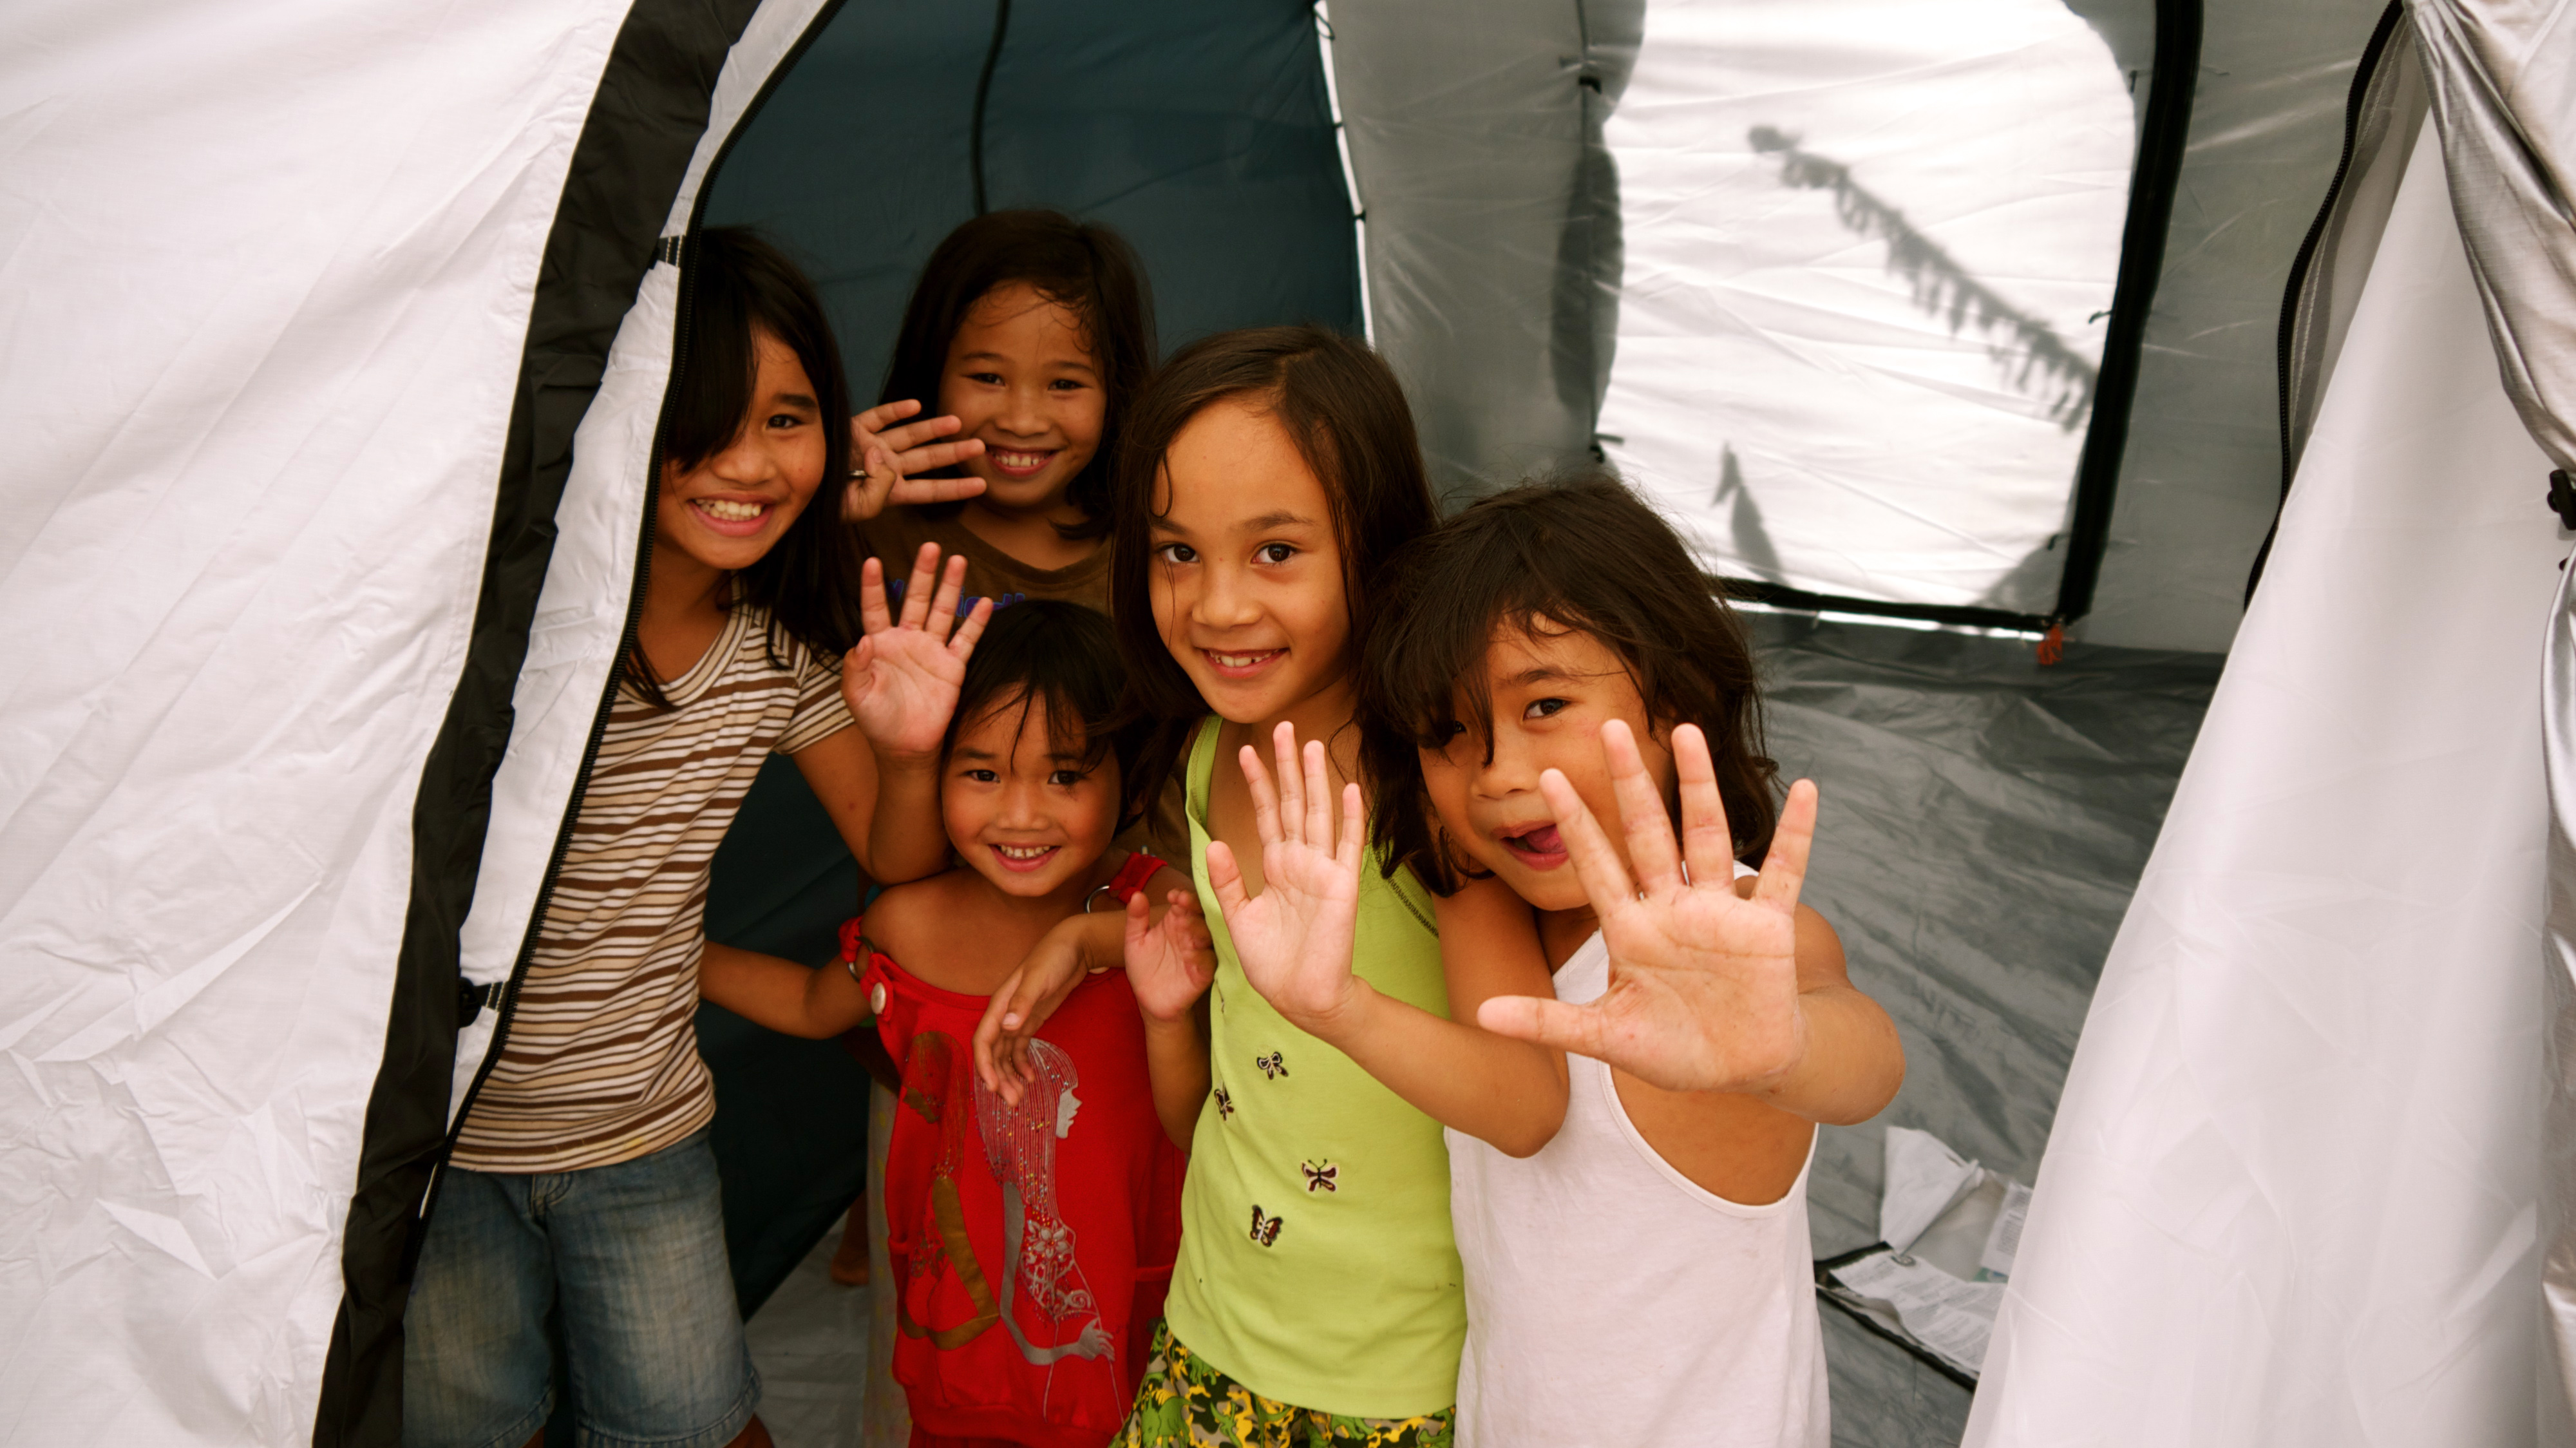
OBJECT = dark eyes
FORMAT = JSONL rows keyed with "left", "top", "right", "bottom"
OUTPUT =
{"left": 1525, "top": 698, "right": 1570, "bottom": 720}
{"left": 1048, "top": 768, "right": 1086, "bottom": 786}
{"left": 1435, "top": 720, "right": 1467, "bottom": 741}
{"left": 765, "top": 411, "right": 806, "bottom": 430}
{"left": 962, "top": 768, "right": 1000, "bottom": 783}
{"left": 1154, "top": 542, "right": 1197, "bottom": 565}
{"left": 1256, "top": 542, "right": 1296, "bottom": 564}
{"left": 1047, "top": 377, "right": 1088, "bottom": 392}
{"left": 966, "top": 370, "right": 1004, "bottom": 386}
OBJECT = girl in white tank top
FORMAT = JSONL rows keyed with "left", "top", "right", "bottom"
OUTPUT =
{"left": 1352, "top": 477, "right": 1908, "bottom": 1447}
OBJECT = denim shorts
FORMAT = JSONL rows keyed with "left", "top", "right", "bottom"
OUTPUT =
{"left": 404, "top": 1127, "right": 759, "bottom": 1448}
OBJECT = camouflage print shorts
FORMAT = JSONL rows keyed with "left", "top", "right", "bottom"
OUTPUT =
{"left": 1112, "top": 1322, "right": 1455, "bottom": 1448}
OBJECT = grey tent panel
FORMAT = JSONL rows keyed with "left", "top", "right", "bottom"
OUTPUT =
{"left": 1746, "top": 613, "right": 2218, "bottom": 1443}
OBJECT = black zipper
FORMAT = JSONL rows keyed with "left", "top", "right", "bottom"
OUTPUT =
{"left": 417, "top": 0, "right": 853, "bottom": 1221}
{"left": 2246, "top": 0, "right": 2407, "bottom": 605}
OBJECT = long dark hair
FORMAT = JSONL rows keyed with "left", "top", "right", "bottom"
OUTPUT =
{"left": 631, "top": 227, "right": 858, "bottom": 702}
{"left": 1109, "top": 325, "right": 1439, "bottom": 805}
{"left": 879, "top": 210, "right": 1155, "bottom": 540}
{"left": 945, "top": 600, "right": 1151, "bottom": 833}
{"left": 1359, "top": 472, "right": 1781, "bottom": 892}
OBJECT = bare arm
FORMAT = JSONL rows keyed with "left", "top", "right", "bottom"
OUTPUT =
{"left": 1303, "top": 877, "right": 1569, "bottom": 1156}
{"left": 822, "top": 545, "right": 992, "bottom": 884}
{"left": 1124, "top": 878, "right": 1217, "bottom": 1149}
{"left": 700, "top": 940, "right": 875, "bottom": 1040}
{"left": 1210, "top": 730, "right": 1569, "bottom": 1156}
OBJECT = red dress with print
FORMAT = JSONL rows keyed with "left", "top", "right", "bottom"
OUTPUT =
{"left": 847, "top": 854, "right": 1186, "bottom": 1448}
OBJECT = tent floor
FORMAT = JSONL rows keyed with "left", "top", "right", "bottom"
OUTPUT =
{"left": 740, "top": 613, "right": 2222, "bottom": 1447}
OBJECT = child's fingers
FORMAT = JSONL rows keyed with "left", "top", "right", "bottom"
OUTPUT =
{"left": 1600, "top": 720, "right": 1683, "bottom": 898}
{"left": 1336, "top": 781, "right": 1365, "bottom": 873}
{"left": 873, "top": 410, "right": 962, "bottom": 455}
{"left": 898, "top": 544, "right": 940, "bottom": 630}
{"left": 925, "top": 554, "right": 971, "bottom": 643}
{"left": 1122, "top": 888, "right": 1153, "bottom": 957}
{"left": 853, "top": 398, "right": 925, "bottom": 434}
{"left": 1668, "top": 723, "right": 1737, "bottom": 895}
{"left": 947, "top": 595, "right": 993, "bottom": 660}
{"left": 1270, "top": 723, "right": 1305, "bottom": 846}
{"left": 858, "top": 557, "right": 892, "bottom": 635}
{"left": 1301, "top": 739, "right": 1332, "bottom": 854}
{"left": 889, "top": 473, "right": 987, "bottom": 507}
{"left": 1205, "top": 840, "right": 1254, "bottom": 923}
{"left": 1476, "top": 994, "right": 1612, "bottom": 1061}
{"left": 1239, "top": 745, "right": 1284, "bottom": 847}
{"left": 1752, "top": 779, "right": 1818, "bottom": 914}
{"left": 895, "top": 435, "right": 985, "bottom": 473}
{"left": 970, "top": 971, "right": 1023, "bottom": 1094}
{"left": 1539, "top": 767, "right": 1638, "bottom": 917}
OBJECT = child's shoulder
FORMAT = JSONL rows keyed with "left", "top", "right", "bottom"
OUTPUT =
{"left": 863, "top": 872, "right": 963, "bottom": 954}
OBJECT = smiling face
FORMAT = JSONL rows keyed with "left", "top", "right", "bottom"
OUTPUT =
{"left": 1148, "top": 397, "right": 1351, "bottom": 726}
{"left": 942, "top": 691, "right": 1121, "bottom": 900}
{"left": 655, "top": 329, "right": 828, "bottom": 573}
{"left": 1418, "top": 621, "right": 1677, "bottom": 915}
{"left": 936, "top": 281, "right": 1106, "bottom": 520}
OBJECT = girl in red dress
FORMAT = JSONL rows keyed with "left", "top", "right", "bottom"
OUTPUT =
{"left": 702, "top": 599, "right": 1211, "bottom": 1447}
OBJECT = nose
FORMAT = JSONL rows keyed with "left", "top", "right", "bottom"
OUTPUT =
{"left": 992, "top": 379, "right": 1048, "bottom": 439}
{"left": 1472, "top": 725, "right": 1542, "bottom": 799}
{"left": 707, "top": 424, "right": 771, "bottom": 486}
{"left": 996, "top": 772, "right": 1048, "bottom": 828}
{"left": 1194, "top": 558, "right": 1261, "bottom": 630}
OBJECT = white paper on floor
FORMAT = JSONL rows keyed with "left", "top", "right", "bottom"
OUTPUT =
{"left": 1825, "top": 1125, "right": 2031, "bottom": 1378}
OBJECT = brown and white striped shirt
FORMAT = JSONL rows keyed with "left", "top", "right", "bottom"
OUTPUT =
{"left": 452, "top": 604, "right": 853, "bottom": 1174}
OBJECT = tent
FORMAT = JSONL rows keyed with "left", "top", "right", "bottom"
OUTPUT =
{"left": 5, "top": 0, "right": 2570, "bottom": 1443}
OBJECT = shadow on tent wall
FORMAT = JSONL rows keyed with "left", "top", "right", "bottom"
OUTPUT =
{"left": 691, "top": 0, "right": 1364, "bottom": 1316}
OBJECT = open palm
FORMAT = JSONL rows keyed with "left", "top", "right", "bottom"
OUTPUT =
{"left": 1125, "top": 887, "right": 1215, "bottom": 1024}
{"left": 1205, "top": 723, "right": 1366, "bottom": 1033}
{"left": 1478, "top": 720, "right": 1817, "bottom": 1094}
{"left": 842, "top": 542, "right": 990, "bottom": 762}
{"left": 843, "top": 399, "right": 989, "bottom": 521}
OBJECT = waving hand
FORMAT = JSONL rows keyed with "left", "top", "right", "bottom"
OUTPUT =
{"left": 1204, "top": 723, "right": 1367, "bottom": 1032}
{"left": 1477, "top": 720, "right": 1817, "bottom": 1094}
{"left": 844, "top": 399, "right": 989, "bottom": 521}
{"left": 841, "top": 542, "right": 990, "bottom": 763}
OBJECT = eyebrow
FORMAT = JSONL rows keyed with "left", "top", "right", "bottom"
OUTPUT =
{"left": 1504, "top": 666, "right": 1575, "bottom": 687}
{"left": 1244, "top": 510, "right": 1319, "bottom": 531}
{"left": 951, "top": 747, "right": 999, "bottom": 762}
{"left": 773, "top": 392, "right": 818, "bottom": 410}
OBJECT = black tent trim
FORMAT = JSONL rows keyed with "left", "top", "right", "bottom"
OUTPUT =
{"left": 314, "top": 1, "right": 776, "bottom": 1440}
{"left": 1718, "top": 0, "right": 2204, "bottom": 636}
{"left": 2246, "top": 0, "right": 2409, "bottom": 605}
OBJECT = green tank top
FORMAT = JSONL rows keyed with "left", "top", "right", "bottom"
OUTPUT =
{"left": 1160, "top": 716, "right": 1465, "bottom": 1417}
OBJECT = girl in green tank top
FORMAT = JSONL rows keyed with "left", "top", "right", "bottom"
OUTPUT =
{"left": 976, "top": 330, "right": 1570, "bottom": 1440}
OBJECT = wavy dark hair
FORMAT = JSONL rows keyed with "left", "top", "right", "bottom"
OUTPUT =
{"left": 630, "top": 227, "right": 858, "bottom": 703}
{"left": 1359, "top": 472, "right": 1780, "bottom": 893}
{"left": 947, "top": 600, "right": 1151, "bottom": 833}
{"left": 878, "top": 210, "right": 1155, "bottom": 541}
{"left": 1109, "top": 325, "right": 1439, "bottom": 805}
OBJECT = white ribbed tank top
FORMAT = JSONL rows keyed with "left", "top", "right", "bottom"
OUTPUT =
{"left": 1447, "top": 921, "right": 1829, "bottom": 1448}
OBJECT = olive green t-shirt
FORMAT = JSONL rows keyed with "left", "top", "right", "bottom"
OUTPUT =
{"left": 1162, "top": 716, "right": 1466, "bottom": 1417}
{"left": 857, "top": 503, "right": 1110, "bottom": 616}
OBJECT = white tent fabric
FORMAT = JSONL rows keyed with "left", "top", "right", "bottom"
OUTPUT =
{"left": 1596, "top": 0, "right": 2135, "bottom": 614}
{"left": 0, "top": 1, "right": 629, "bottom": 1441}
{"left": 1964, "top": 116, "right": 2557, "bottom": 1447}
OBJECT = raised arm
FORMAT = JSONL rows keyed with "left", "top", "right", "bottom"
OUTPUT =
{"left": 802, "top": 544, "right": 990, "bottom": 884}
{"left": 1208, "top": 725, "right": 1569, "bottom": 1157}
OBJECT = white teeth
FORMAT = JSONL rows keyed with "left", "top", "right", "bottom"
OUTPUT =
{"left": 996, "top": 844, "right": 1054, "bottom": 860}
{"left": 1211, "top": 651, "right": 1276, "bottom": 669}
{"left": 993, "top": 451, "right": 1049, "bottom": 468}
{"left": 696, "top": 498, "right": 765, "bottom": 521}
